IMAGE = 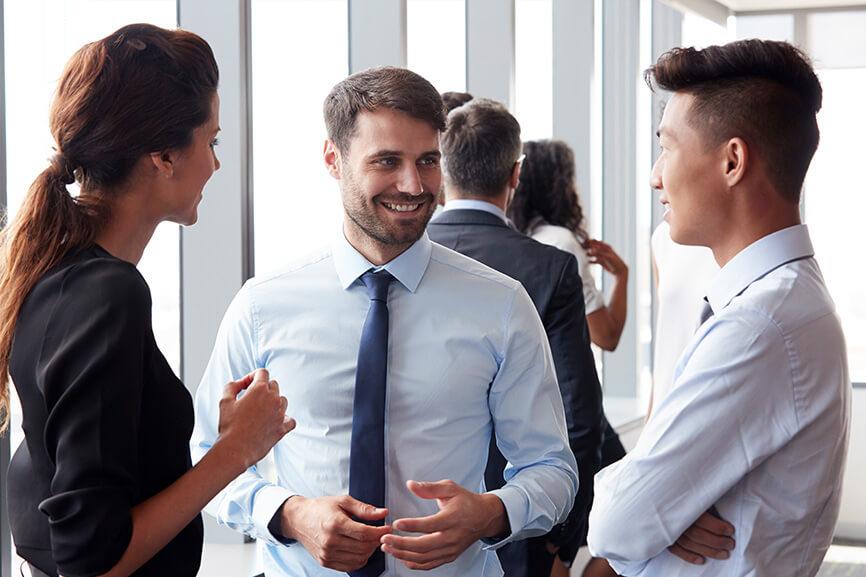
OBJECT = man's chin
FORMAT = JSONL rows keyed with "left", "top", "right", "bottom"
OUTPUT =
{"left": 383, "top": 224, "right": 427, "bottom": 246}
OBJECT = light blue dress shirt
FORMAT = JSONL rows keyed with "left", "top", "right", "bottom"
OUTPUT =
{"left": 442, "top": 199, "right": 508, "bottom": 223}
{"left": 192, "top": 231, "right": 578, "bottom": 577}
{"left": 588, "top": 224, "right": 851, "bottom": 576}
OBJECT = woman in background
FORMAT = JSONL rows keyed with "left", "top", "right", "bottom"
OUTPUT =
{"left": 509, "top": 139, "right": 628, "bottom": 577}
{"left": 0, "top": 24, "right": 294, "bottom": 577}
{"left": 510, "top": 139, "right": 628, "bottom": 352}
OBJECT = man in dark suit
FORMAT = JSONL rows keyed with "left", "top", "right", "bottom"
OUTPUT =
{"left": 428, "top": 98, "right": 605, "bottom": 577}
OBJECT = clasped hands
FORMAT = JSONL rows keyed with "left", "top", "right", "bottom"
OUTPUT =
{"left": 279, "top": 479, "right": 508, "bottom": 572}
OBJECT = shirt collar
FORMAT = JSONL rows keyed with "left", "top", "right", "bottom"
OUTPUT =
{"left": 443, "top": 199, "right": 508, "bottom": 223}
{"left": 332, "top": 226, "right": 432, "bottom": 293}
{"left": 706, "top": 224, "right": 814, "bottom": 313}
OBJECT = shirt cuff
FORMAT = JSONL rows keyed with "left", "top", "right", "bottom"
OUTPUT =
{"left": 607, "top": 558, "right": 648, "bottom": 576}
{"left": 481, "top": 485, "right": 530, "bottom": 550}
{"left": 251, "top": 485, "right": 296, "bottom": 546}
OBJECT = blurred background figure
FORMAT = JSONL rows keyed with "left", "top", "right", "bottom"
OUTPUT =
{"left": 649, "top": 221, "right": 718, "bottom": 417}
{"left": 441, "top": 90, "right": 474, "bottom": 113}
{"left": 511, "top": 140, "right": 628, "bottom": 352}
{"left": 435, "top": 92, "right": 475, "bottom": 214}
{"left": 509, "top": 139, "right": 628, "bottom": 577}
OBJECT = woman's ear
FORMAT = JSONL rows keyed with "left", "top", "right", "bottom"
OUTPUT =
{"left": 149, "top": 150, "right": 177, "bottom": 178}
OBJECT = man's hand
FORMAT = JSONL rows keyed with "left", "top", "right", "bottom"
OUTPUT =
{"left": 669, "top": 510, "right": 735, "bottom": 565}
{"left": 380, "top": 480, "right": 509, "bottom": 571}
{"left": 279, "top": 495, "right": 391, "bottom": 572}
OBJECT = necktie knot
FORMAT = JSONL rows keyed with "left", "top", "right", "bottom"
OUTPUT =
{"left": 361, "top": 270, "right": 394, "bottom": 302}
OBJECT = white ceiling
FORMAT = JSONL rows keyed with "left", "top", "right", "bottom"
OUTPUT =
{"left": 717, "top": 0, "right": 866, "bottom": 11}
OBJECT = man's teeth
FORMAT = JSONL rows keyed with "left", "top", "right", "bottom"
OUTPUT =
{"left": 383, "top": 202, "right": 421, "bottom": 212}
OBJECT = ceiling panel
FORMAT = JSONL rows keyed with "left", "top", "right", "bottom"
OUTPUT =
{"left": 719, "top": 0, "right": 866, "bottom": 11}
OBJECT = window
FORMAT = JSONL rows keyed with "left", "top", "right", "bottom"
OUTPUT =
{"left": 407, "top": 0, "right": 466, "bottom": 93}
{"left": 251, "top": 0, "right": 349, "bottom": 276}
{"left": 514, "top": 0, "right": 552, "bottom": 140}
{"left": 3, "top": 1, "right": 180, "bottom": 378}
{"left": 681, "top": 10, "right": 732, "bottom": 50}
{"left": 3, "top": 1, "right": 177, "bottom": 572}
{"left": 805, "top": 68, "right": 866, "bottom": 383}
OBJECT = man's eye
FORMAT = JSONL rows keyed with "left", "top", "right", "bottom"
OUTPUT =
{"left": 377, "top": 157, "right": 398, "bottom": 167}
{"left": 210, "top": 138, "right": 220, "bottom": 148}
{"left": 419, "top": 157, "right": 440, "bottom": 167}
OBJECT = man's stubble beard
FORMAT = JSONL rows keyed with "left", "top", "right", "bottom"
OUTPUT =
{"left": 341, "top": 169, "right": 436, "bottom": 248}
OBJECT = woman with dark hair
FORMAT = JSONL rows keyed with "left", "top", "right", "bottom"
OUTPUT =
{"left": 510, "top": 139, "right": 628, "bottom": 352}
{"left": 0, "top": 24, "right": 294, "bottom": 577}
{"left": 509, "top": 139, "right": 628, "bottom": 577}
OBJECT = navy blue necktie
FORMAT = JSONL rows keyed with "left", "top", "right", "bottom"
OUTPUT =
{"left": 697, "top": 298, "right": 714, "bottom": 331}
{"left": 349, "top": 270, "right": 393, "bottom": 577}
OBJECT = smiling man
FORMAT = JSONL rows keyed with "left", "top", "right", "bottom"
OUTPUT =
{"left": 587, "top": 40, "right": 851, "bottom": 577}
{"left": 191, "top": 67, "right": 578, "bottom": 577}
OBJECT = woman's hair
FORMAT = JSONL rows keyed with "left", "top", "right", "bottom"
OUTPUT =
{"left": 0, "top": 23, "right": 219, "bottom": 432}
{"left": 509, "top": 139, "right": 588, "bottom": 242}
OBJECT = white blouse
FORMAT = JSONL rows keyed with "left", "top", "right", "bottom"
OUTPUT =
{"left": 527, "top": 219, "right": 605, "bottom": 315}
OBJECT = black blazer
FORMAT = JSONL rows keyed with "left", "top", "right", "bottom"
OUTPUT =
{"left": 428, "top": 208, "right": 604, "bottom": 569}
{"left": 7, "top": 245, "right": 202, "bottom": 577}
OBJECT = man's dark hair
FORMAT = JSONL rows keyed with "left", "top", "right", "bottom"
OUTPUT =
{"left": 441, "top": 91, "right": 473, "bottom": 113}
{"left": 323, "top": 66, "right": 446, "bottom": 153}
{"left": 440, "top": 98, "right": 522, "bottom": 198}
{"left": 645, "top": 39, "right": 822, "bottom": 203}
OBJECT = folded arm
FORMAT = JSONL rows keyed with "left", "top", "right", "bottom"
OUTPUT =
{"left": 587, "top": 313, "right": 797, "bottom": 573}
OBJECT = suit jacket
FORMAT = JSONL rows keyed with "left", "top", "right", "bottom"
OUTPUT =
{"left": 428, "top": 208, "right": 604, "bottom": 573}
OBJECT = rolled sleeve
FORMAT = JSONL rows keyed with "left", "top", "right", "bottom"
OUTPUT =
{"left": 192, "top": 282, "right": 299, "bottom": 542}
{"left": 486, "top": 286, "right": 579, "bottom": 542}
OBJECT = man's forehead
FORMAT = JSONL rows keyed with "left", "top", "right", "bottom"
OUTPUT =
{"left": 658, "top": 93, "right": 694, "bottom": 135}
{"left": 350, "top": 108, "right": 440, "bottom": 151}
{"left": 355, "top": 107, "right": 437, "bottom": 130}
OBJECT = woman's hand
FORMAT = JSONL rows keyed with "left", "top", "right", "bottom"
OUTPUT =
{"left": 586, "top": 239, "right": 628, "bottom": 278}
{"left": 217, "top": 369, "right": 295, "bottom": 469}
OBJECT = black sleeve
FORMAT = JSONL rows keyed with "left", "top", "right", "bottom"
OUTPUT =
{"left": 36, "top": 259, "right": 150, "bottom": 577}
{"left": 542, "top": 254, "right": 604, "bottom": 550}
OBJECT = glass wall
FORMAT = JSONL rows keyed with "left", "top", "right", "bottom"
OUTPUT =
{"left": 3, "top": 2, "right": 178, "bottom": 574}
{"left": 251, "top": 0, "right": 349, "bottom": 276}
{"left": 514, "top": 0, "right": 553, "bottom": 140}
{"left": 2, "top": 0, "right": 179, "bottom": 453}
{"left": 805, "top": 68, "right": 866, "bottom": 383}
{"left": 681, "top": 10, "right": 732, "bottom": 49}
{"left": 3, "top": 1, "right": 180, "bottom": 372}
{"left": 407, "top": 0, "right": 466, "bottom": 94}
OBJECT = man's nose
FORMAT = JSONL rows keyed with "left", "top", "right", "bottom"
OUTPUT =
{"left": 649, "top": 158, "right": 663, "bottom": 191}
{"left": 398, "top": 165, "right": 424, "bottom": 195}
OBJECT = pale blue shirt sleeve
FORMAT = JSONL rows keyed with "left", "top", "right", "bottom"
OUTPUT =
{"left": 190, "top": 283, "right": 295, "bottom": 546}
{"left": 587, "top": 310, "right": 799, "bottom": 574}
{"left": 484, "top": 286, "right": 580, "bottom": 547}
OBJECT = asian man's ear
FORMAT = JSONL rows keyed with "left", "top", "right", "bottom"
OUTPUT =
{"left": 723, "top": 137, "right": 748, "bottom": 189}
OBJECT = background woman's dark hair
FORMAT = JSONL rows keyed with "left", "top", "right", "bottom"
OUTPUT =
{"left": 509, "top": 139, "right": 588, "bottom": 242}
{"left": 645, "top": 39, "right": 821, "bottom": 203}
{"left": 0, "top": 23, "right": 219, "bottom": 432}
